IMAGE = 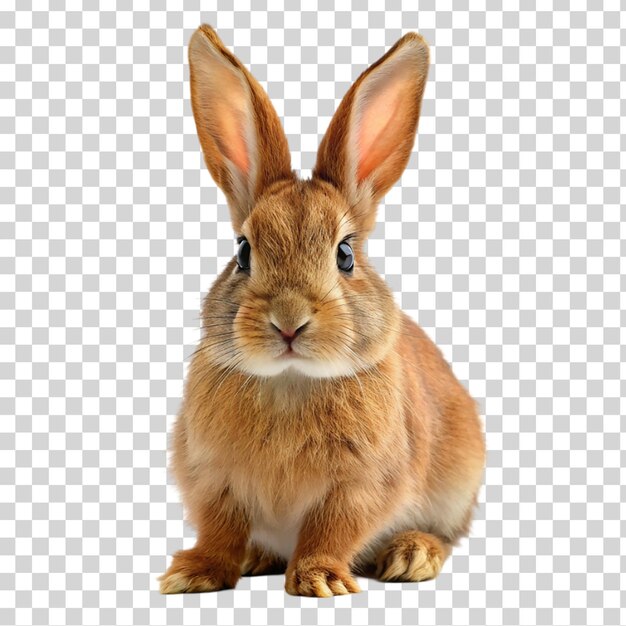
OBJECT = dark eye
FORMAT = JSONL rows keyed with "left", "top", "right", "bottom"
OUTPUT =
{"left": 237, "top": 238, "right": 251, "bottom": 271}
{"left": 337, "top": 241, "right": 354, "bottom": 273}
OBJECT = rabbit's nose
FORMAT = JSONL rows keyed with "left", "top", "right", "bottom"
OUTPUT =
{"left": 270, "top": 320, "right": 310, "bottom": 344}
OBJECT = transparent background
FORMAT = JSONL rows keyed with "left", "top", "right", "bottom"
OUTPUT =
{"left": 1, "top": 1, "right": 624, "bottom": 625}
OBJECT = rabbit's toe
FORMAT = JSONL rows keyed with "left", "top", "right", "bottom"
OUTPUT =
{"left": 286, "top": 556, "right": 361, "bottom": 597}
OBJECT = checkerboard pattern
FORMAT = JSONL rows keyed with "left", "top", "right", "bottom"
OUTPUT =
{"left": 1, "top": 1, "right": 624, "bottom": 625}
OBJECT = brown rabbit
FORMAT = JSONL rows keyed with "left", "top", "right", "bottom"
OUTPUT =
{"left": 159, "top": 25, "right": 485, "bottom": 597}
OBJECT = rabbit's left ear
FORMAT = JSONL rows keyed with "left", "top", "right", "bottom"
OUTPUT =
{"left": 189, "top": 25, "right": 293, "bottom": 231}
{"left": 313, "top": 33, "right": 429, "bottom": 229}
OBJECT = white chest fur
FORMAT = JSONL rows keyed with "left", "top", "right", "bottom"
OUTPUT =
{"left": 249, "top": 518, "right": 302, "bottom": 561}
{"left": 231, "top": 464, "right": 329, "bottom": 562}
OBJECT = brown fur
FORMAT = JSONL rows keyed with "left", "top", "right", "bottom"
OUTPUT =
{"left": 159, "top": 26, "right": 486, "bottom": 597}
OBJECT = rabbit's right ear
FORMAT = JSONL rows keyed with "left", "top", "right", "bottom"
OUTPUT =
{"left": 189, "top": 26, "right": 293, "bottom": 231}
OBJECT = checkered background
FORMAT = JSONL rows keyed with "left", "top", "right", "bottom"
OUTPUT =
{"left": 1, "top": 1, "right": 624, "bottom": 625}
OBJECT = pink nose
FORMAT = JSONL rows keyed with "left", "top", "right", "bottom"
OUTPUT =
{"left": 270, "top": 321, "right": 310, "bottom": 344}
{"left": 279, "top": 328, "right": 297, "bottom": 344}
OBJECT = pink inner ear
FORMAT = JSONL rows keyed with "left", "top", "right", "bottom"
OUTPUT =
{"left": 214, "top": 91, "right": 250, "bottom": 176}
{"left": 356, "top": 75, "right": 410, "bottom": 183}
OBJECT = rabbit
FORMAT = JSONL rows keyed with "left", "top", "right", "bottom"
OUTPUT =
{"left": 159, "top": 25, "right": 486, "bottom": 597}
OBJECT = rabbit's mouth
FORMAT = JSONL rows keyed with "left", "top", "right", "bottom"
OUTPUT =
{"left": 236, "top": 347, "right": 356, "bottom": 379}
{"left": 231, "top": 309, "right": 359, "bottom": 378}
{"left": 278, "top": 345, "right": 300, "bottom": 359}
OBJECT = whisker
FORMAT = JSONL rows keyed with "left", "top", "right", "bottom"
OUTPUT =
{"left": 318, "top": 279, "right": 341, "bottom": 306}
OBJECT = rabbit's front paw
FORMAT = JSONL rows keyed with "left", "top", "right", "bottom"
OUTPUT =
{"left": 159, "top": 548, "right": 240, "bottom": 594}
{"left": 285, "top": 556, "right": 361, "bottom": 597}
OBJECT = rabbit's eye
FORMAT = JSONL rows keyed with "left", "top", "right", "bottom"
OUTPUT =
{"left": 337, "top": 241, "right": 354, "bottom": 273}
{"left": 237, "top": 238, "right": 251, "bottom": 271}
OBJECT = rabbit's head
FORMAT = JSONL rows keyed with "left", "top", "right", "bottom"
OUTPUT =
{"left": 189, "top": 26, "right": 429, "bottom": 378}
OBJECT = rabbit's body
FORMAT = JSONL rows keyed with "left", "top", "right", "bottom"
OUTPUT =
{"left": 169, "top": 273, "right": 484, "bottom": 579}
{"left": 160, "top": 26, "right": 485, "bottom": 597}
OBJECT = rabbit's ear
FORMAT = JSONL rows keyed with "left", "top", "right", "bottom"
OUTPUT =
{"left": 313, "top": 33, "right": 429, "bottom": 224}
{"left": 189, "top": 25, "right": 293, "bottom": 231}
